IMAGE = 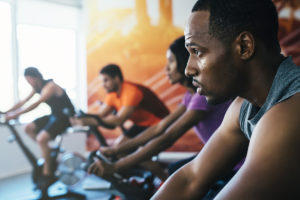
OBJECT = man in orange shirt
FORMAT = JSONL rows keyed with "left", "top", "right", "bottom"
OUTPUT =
{"left": 73, "top": 64, "right": 169, "bottom": 145}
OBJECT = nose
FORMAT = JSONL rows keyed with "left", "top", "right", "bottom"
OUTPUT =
{"left": 185, "top": 56, "right": 198, "bottom": 78}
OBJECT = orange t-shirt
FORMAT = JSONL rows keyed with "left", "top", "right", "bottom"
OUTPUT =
{"left": 104, "top": 81, "right": 169, "bottom": 126}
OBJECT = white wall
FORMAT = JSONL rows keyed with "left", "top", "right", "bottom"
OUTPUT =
{"left": 0, "top": 124, "right": 87, "bottom": 179}
{"left": 0, "top": 0, "right": 87, "bottom": 179}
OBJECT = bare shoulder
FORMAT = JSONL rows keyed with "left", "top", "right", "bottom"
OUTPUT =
{"left": 249, "top": 92, "right": 300, "bottom": 159}
{"left": 249, "top": 92, "right": 300, "bottom": 149}
{"left": 269, "top": 92, "right": 300, "bottom": 116}
{"left": 230, "top": 96, "right": 244, "bottom": 112}
{"left": 257, "top": 92, "right": 300, "bottom": 137}
{"left": 42, "top": 81, "right": 62, "bottom": 95}
{"left": 219, "top": 97, "right": 245, "bottom": 132}
{"left": 215, "top": 93, "right": 300, "bottom": 199}
{"left": 241, "top": 93, "right": 300, "bottom": 198}
{"left": 42, "top": 81, "right": 55, "bottom": 90}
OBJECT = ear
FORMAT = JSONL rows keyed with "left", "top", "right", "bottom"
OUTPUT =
{"left": 114, "top": 76, "right": 121, "bottom": 83}
{"left": 235, "top": 31, "right": 255, "bottom": 60}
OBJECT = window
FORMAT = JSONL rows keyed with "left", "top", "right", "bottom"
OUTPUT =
{"left": 17, "top": 25, "right": 77, "bottom": 122}
{"left": 0, "top": 2, "right": 14, "bottom": 111}
{"left": 0, "top": 0, "right": 85, "bottom": 122}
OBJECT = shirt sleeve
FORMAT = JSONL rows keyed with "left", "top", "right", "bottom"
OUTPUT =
{"left": 180, "top": 92, "right": 193, "bottom": 107}
{"left": 187, "top": 93, "right": 212, "bottom": 111}
{"left": 122, "top": 84, "right": 144, "bottom": 107}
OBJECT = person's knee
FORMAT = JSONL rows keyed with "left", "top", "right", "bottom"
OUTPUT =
{"left": 25, "top": 123, "right": 36, "bottom": 135}
{"left": 36, "top": 131, "right": 50, "bottom": 145}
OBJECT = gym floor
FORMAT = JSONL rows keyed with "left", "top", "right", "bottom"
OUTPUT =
{"left": 0, "top": 172, "right": 124, "bottom": 200}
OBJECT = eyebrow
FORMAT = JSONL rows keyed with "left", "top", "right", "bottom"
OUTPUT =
{"left": 185, "top": 42, "right": 199, "bottom": 47}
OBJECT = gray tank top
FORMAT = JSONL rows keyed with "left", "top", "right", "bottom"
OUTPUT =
{"left": 239, "top": 57, "right": 300, "bottom": 139}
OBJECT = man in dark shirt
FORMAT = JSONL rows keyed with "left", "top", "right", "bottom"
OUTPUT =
{"left": 5, "top": 67, "right": 74, "bottom": 181}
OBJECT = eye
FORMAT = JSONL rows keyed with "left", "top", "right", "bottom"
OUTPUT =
{"left": 191, "top": 48, "right": 202, "bottom": 56}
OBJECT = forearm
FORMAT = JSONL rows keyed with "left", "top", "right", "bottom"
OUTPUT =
{"left": 6, "top": 101, "right": 26, "bottom": 113}
{"left": 93, "top": 115, "right": 116, "bottom": 129}
{"left": 116, "top": 125, "right": 162, "bottom": 155}
{"left": 152, "top": 161, "right": 207, "bottom": 200}
{"left": 115, "top": 111, "right": 202, "bottom": 170}
{"left": 16, "top": 102, "right": 40, "bottom": 116}
{"left": 6, "top": 91, "right": 35, "bottom": 113}
{"left": 98, "top": 115, "right": 125, "bottom": 129}
{"left": 153, "top": 130, "right": 248, "bottom": 199}
{"left": 115, "top": 134, "right": 174, "bottom": 171}
{"left": 92, "top": 104, "right": 117, "bottom": 129}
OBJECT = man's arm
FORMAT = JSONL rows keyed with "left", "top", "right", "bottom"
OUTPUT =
{"left": 91, "top": 105, "right": 208, "bottom": 177}
{"left": 69, "top": 103, "right": 115, "bottom": 128}
{"left": 5, "top": 90, "right": 35, "bottom": 113}
{"left": 99, "top": 106, "right": 136, "bottom": 128}
{"left": 101, "top": 105, "right": 187, "bottom": 157}
{"left": 215, "top": 93, "right": 300, "bottom": 200}
{"left": 6, "top": 83, "right": 57, "bottom": 120}
{"left": 151, "top": 97, "right": 249, "bottom": 200}
{"left": 97, "top": 103, "right": 114, "bottom": 118}
{"left": 114, "top": 108, "right": 207, "bottom": 172}
{"left": 74, "top": 105, "right": 137, "bottom": 128}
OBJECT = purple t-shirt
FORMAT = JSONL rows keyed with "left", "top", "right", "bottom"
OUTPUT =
{"left": 181, "top": 92, "right": 231, "bottom": 144}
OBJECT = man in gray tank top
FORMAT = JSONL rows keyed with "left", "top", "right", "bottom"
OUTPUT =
{"left": 152, "top": 0, "right": 300, "bottom": 200}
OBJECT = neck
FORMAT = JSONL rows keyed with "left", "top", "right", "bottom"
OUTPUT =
{"left": 241, "top": 53, "right": 285, "bottom": 107}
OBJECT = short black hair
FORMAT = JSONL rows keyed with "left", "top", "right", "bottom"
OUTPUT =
{"left": 100, "top": 64, "right": 124, "bottom": 82}
{"left": 169, "top": 36, "right": 195, "bottom": 90}
{"left": 192, "top": 0, "right": 280, "bottom": 52}
{"left": 24, "top": 67, "right": 43, "bottom": 79}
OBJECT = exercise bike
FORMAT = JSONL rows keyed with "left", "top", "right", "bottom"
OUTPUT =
{"left": 67, "top": 111, "right": 160, "bottom": 200}
{"left": 88, "top": 150, "right": 157, "bottom": 200}
{"left": 0, "top": 115, "right": 86, "bottom": 200}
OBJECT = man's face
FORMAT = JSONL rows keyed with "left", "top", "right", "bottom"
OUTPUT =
{"left": 25, "top": 76, "right": 41, "bottom": 91}
{"left": 100, "top": 74, "right": 119, "bottom": 93}
{"left": 185, "top": 11, "right": 242, "bottom": 104}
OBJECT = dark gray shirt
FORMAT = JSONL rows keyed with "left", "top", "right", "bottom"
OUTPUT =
{"left": 239, "top": 57, "right": 300, "bottom": 139}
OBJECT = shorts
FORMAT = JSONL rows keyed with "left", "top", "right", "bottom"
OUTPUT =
{"left": 33, "top": 115, "right": 71, "bottom": 139}
{"left": 123, "top": 124, "right": 148, "bottom": 138}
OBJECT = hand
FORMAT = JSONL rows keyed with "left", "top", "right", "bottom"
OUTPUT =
{"left": 5, "top": 112, "right": 19, "bottom": 121}
{"left": 69, "top": 116, "right": 98, "bottom": 126}
{"left": 88, "top": 158, "right": 115, "bottom": 178}
{"left": 100, "top": 146, "right": 117, "bottom": 157}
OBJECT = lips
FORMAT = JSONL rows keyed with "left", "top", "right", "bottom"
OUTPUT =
{"left": 192, "top": 79, "right": 201, "bottom": 87}
{"left": 192, "top": 79, "right": 205, "bottom": 95}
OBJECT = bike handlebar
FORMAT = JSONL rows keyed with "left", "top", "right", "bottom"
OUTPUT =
{"left": 0, "top": 114, "right": 19, "bottom": 126}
